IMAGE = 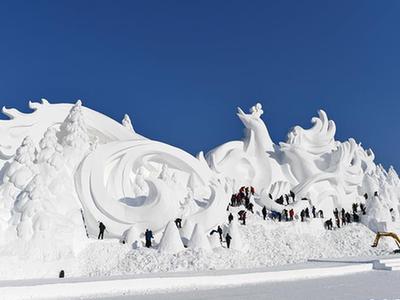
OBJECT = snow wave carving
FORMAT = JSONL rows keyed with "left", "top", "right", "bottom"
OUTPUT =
{"left": 286, "top": 110, "right": 337, "bottom": 155}
{"left": 76, "top": 140, "right": 229, "bottom": 236}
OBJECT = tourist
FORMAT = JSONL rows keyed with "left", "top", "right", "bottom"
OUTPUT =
{"left": 300, "top": 210, "right": 305, "bottom": 222}
{"left": 174, "top": 218, "right": 182, "bottom": 229}
{"left": 217, "top": 225, "right": 223, "bottom": 241}
{"left": 390, "top": 208, "right": 396, "bottom": 222}
{"left": 228, "top": 213, "right": 234, "bottom": 224}
{"left": 312, "top": 206, "right": 316, "bottom": 218}
{"left": 345, "top": 212, "right": 351, "bottom": 224}
{"left": 289, "top": 209, "right": 294, "bottom": 221}
{"left": 324, "top": 218, "right": 333, "bottom": 230}
{"left": 247, "top": 202, "right": 254, "bottom": 213}
{"left": 341, "top": 213, "right": 346, "bottom": 226}
{"left": 333, "top": 208, "right": 339, "bottom": 220}
{"left": 225, "top": 233, "right": 232, "bottom": 249}
{"left": 353, "top": 212, "right": 360, "bottom": 222}
{"left": 283, "top": 209, "right": 288, "bottom": 221}
{"left": 336, "top": 217, "right": 341, "bottom": 228}
{"left": 145, "top": 229, "right": 154, "bottom": 248}
{"left": 210, "top": 225, "right": 224, "bottom": 242}
{"left": 98, "top": 221, "right": 106, "bottom": 240}
{"left": 262, "top": 206, "right": 267, "bottom": 220}
{"left": 239, "top": 210, "right": 247, "bottom": 225}
{"left": 305, "top": 207, "right": 310, "bottom": 218}
{"left": 360, "top": 203, "right": 366, "bottom": 215}
{"left": 352, "top": 203, "right": 358, "bottom": 213}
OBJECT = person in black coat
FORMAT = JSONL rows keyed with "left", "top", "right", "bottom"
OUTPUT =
{"left": 345, "top": 212, "right": 352, "bottom": 224}
{"left": 353, "top": 212, "right": 360, "bottom": 222}
{"left": 228, "top": 213, "right": 234, "bottom": 224}
{"left": 247, "top": 202, "right": 254, "bottom": 213}
{"left": 324, "top": 218, "right": 333, "bottom": 230}
{"left": 360, "top": 203, "right": 366, "bottom": 215}
{"left": 300, "top": 210, "right": 305, "bottom": 222}
{"left": 98, "top": 222, "right": 106, "bottom": 239}
{"left": 217, "top": 225, "right": 223, "bottom": 241}
{"left": 262, "top": 206, "right": 267, "bottom": 220}
{"left": 145, "top": 229, "right": 154, "bottom": 248}
{"left": 305, "top": 207, "right": 310, "bottom": 218}
{"left": 225, "top": 233, "right": 232, "bottom": 249}
{"left": 174, "top": 218, "right": 182, "bottom": 228}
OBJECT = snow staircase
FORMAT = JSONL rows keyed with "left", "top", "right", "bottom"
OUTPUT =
{"left": 373, "top": 258, "right": 400, "bottom": 271}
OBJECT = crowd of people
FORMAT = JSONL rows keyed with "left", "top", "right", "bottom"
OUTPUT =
{"left": 95, "top": 188, "right": 397, "bottom": 251}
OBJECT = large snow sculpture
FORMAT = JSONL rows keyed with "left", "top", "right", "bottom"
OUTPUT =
{"left": 0, "top": 98, "right": 398, "bottom": 253}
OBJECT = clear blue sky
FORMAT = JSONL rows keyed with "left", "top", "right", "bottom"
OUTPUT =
{"left": 0, "top": 1, "right": 399, "bottom": 169}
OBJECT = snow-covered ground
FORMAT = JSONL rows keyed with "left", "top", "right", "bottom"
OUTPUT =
{"left": 0, "top": 209, "right": 395, "bottom": 280}
{"left": 107, "top": 270, "right": 400, "bottom": 300}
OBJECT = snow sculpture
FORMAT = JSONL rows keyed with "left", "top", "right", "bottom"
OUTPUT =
{"left": 0, "top": 98, "right": 398, "bottom": 254}
{"left": 158, "top": 221, "right": 185, "bottom": 254}
{"left": 364, "top": 193, "right": 393, "bottom": 232}
{"left": 180, "top": 219, "right": 195, "bottom": 246}
{"left": 0, "top": 99, "right": 140, "bottom": 169}
{"left": 205, "top": 103, "right": 287, "bottom": 192}
{"left": 188, "top": 223, "right": 212, "bottom": 252}
{"left": 208, "top": 232, "right": 221, "bottom": 249}
{"left": 228, "top": 220, "right": 247, "bottom": 252}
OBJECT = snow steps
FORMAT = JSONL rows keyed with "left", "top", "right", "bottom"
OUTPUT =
{"left": 373, "top": 258, "right": 400, "bottom": 271}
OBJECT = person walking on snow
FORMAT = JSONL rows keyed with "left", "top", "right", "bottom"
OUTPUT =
{"left": 98, "top": 222, "right": 106, "bottom": 239}
{"left": 145, "top": 229, "right": 154, "bottom": 248}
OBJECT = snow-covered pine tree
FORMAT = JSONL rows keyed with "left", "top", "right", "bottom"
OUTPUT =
{"left": 37, "top": 127, "right": 63, "bottom": 169}
{"left": 59, "top": 100, "right": 90, "bottom": 151}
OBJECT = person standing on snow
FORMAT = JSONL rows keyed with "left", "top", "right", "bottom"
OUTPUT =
{"left": 217, "top": 225, "right": 223, "bottom": 241}
{"left": 145, "top": 229, "right": 154, "bottom": 248}
{"left": 289, "top": 209, "right": 294, "bottom": 221}
{"left": 312, "top": 206, "right": 316, "bottom": 218}
{"left": 228, "top": 213, "right": 234, "bottom": 224}
{"left": 98, "top": 222, "right": 106, "bottom": 239}
{"left": 225, "top": 233, "right": 232, "bottom": 249}
{"left": 300, "top": 210, "right": 305, "bottom": 222}
{"left": 262, "top": 206, "right": 267, "bottom": 220}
